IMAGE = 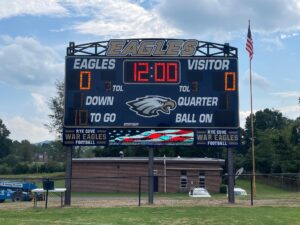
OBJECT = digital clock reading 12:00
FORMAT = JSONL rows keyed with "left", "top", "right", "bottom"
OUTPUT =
{"left": 123, "top": 60, "right": 180, "bottom": 84}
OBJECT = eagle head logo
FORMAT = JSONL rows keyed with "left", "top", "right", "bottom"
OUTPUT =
{"left": 126, "top": 95, "right": 177, "bottom": 117}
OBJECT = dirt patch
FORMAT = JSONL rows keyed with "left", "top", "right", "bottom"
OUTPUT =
{"left": 70, "top": 197, "right": 300, "bottom": 208}
{"left": 1, "top": 197, "right": 300, "bottom": 209}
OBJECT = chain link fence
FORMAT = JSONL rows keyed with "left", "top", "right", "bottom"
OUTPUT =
{"left": 0, "top": 173, "right": 299, "bottom": 209}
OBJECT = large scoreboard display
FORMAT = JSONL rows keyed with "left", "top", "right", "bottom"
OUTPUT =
{"left": 63, "top": 39, "right": 240, "bottom": 146}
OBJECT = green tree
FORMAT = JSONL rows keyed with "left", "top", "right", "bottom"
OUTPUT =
{"left": 243, "top": 108, "right": 299, "bottom": 174}
{"left": 0, "top": 119, "right": 12, "bottom": 158}
{"left": 42, "top": 141, "right": 66, "bottom": 162}
{"left": 46, "top": 80, "right": 64, "bottom": 138}
{"left": 291, "top": 117, "right": 300, "bottom": 145}
{"left": 12, "top": 140, "right": 35, "bottom": 162}
{"left": 255, "top": 109, "right": 288, "bottom": 130}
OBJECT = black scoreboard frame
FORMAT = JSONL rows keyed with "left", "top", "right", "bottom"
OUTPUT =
{"left": 63, "top": 39, "right": 240, "bottom": 147}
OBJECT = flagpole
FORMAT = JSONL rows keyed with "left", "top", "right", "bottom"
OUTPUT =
{"left": 248, "top": 20, "right": 256, "bottom": 197}
{"left": 250, "top": 56, "right": 256, "bottom": 196}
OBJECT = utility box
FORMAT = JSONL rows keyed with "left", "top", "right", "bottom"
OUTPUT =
{"left": 43, "top": 179, "right": 54, "bottom": 190}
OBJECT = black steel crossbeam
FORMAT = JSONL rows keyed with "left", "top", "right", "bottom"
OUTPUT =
{"left": 67, "top": 39, "right": 237, "bottom": 57}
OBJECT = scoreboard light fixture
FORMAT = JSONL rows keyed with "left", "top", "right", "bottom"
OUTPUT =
{"left": 63, "top": 39, "right": 240, "bottom": 147}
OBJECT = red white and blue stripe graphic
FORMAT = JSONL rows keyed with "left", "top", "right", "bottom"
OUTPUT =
{"left": 109, "top": 129, "right": 194, "bottom": 145}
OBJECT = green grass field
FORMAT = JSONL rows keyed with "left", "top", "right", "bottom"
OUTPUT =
{"left": 234, "top": 178, "right": 298, "bottom": 199}
{"left": 0, "top": 206, "right": 300, "bottom": 225}
{"left": 1, "top": 172, "right": 65, "bottom": 179}
{"left": 1, "top": 174, "right": 300, "bottom": 224}
{"left": 70, "top": 178, "right": 299, "bottom": 201}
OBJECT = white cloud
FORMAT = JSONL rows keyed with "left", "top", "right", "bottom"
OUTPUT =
{"left": 260, "top": 36, "right": 284, "bottom": 50}
{"left": 252, "top": 74, "right": 272, "bottom": 89}
{"left": 0, "top": 36, "right": 64, "bottom": 89}
{"left": 156, "top": 0, "right": 300, "bottom": 40}
{"left": 283, "top": 78, "right": 300, "bottom": 85}
{"left": 277, "top": 105, "right": 300, "bottom": 119}
{"left": 239, "top": 110, "right": 251, "bottom": 128}
{"left": 280, "top": 32, "right": 299, "bottom": 40}
{"left": 67, "top": 0, "right": 181, "bottom": 38}
{"left": 279, "top": 105, "right": 300, "bottom": 114}
{"left": 5, "top": 0, "right": 299, "bottom": 42}
{"left": 271, "top": 91, "right": 300, "bottom": 98}
{"left": 4, "top": 116, "right": 55, "bottom": 143}
{"left": 31, "top": 93, "right": 50, "bottom": 117}
{"left": 239, "top": 109, "right": 261, "bottom": 128}
{"left": 239, "top": 104, "right": 300, "bottom": 128}
{"left": 2, "top": 0, "right": 300, "bottom": 42}
{"left": 243, "top": 70, "right": 271, "bottom": 89}
{"left": 57, "top": 0, "right": 300, "bottom": 45}
{"left": 0, "top": 0, "right": 68, "bottom": 19}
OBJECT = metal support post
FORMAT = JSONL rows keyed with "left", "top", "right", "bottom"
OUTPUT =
{"left": 65, "top": 147, "right": 72, "bottom": 206}
{"left": 148, "top": 148, "right": 154, "bottom": 204}
{"left": 227, "top": 147, "right": 235, "bottom": 204}
{"left": 138, "top": 176, "right": 141, "bottom": 206}
{"left": 250, "top": 175, "right": 254, "bottom": 206}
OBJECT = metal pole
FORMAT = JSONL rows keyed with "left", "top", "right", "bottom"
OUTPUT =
{"left": 250, "top": 174, "right": 254, "bottom": 206}
{"left": 148, "top": 148, "right": 154, "bottom": 204}
{"left": 249, "top": 49, "right": 256, "bottom": 197}
{"left": 138, "top": 176, "right": 141, "bottom": 206}
{"left": 45, "top": 189, "right": 49, "bottom": 209}
{"left": 164, "top": 155, "right": 166, "bottom": 193}
{"left": 227, "top": 147, "right": 235, "bottom": 204}
{"left": 65, "top": 147, "right": 72, "bottom": 206}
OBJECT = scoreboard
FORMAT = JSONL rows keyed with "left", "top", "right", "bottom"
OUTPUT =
{"left": 63, "top": 39, "right": 240, "bottom": 146}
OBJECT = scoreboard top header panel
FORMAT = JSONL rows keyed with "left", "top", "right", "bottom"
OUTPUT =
{"left": 67, "top": 39, "right": 238, "bottom": 57}
{"left": 64, "top": 39, "right": 239, "bottom": 146}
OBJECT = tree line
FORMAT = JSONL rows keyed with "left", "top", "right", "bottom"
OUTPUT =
{"left": 0, "top": 119, "right": 66, "bottom": 174}
{"left": 238, "top": 109, "right": 300, "bottom": 173}
{"left": 0, "top": 108, "right": 299, "bottom": 175}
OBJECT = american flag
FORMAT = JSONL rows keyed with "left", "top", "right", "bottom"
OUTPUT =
{"left": 246, "top": 22, "right": 253, "bottom": 60}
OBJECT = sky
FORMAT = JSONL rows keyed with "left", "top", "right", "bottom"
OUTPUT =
{"left": 0, "top": 0, "right": 300, "bottom": 143}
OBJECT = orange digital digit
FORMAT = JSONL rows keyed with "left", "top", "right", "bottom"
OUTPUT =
{"left": 79, "top": 109, "right": 88, "bottom": 125}
{"left": 74, "top": 109, "right": 88, "bottom": 125}
{"left": 80, "top": 71, "right": 91, "bottom": 90}
{"left": 225, "top": 72, "right": 236, "bottom": 91}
